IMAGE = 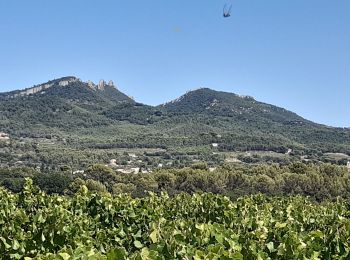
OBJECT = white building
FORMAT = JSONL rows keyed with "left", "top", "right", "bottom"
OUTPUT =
{"left": 0, "top": 132, "right": 9, "bottom": 141}
{"left": 116, "top": 167, "right": 140, "bottom": 174}
{"left": 128, "top": 153, "right": 137, "bottom": 158}
{"left": 73, "top": 170, "right": 84, "bottom": 175}
{"left": 285, "top": 149, "right": 293, "bottom": 155}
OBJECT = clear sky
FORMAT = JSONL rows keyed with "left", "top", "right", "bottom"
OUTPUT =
{"left": 0, "top": 0, "right": 349, "bottom": 127}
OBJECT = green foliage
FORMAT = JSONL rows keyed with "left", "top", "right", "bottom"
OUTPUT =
{"left": 66, "top": 178, "right": 85, "bottom": 195}
{"left": 85, "top": 179, "right": 108, "bottom": 193}
{"left": 84, "top": 165, "right": 116, "bottom": 186}
{"left": 1, "top": 180, "right": 350, "bottom": 259}
{"left": 2, "top": 162, "right": 350, "bottom": 201}
{"left": 0, "top": 167, "right": 37, "bottom": 192}
{"left": 191, "top": 161, "right": 209, "bottom": 170}
{"left": 33, "top": 173, "right": 72, "bottom": 194}
{"left": 1, "top": 81, "right": 350, "bottom": 170}
{"left": 112, "top": 183, "right": 136, "bottom": 195}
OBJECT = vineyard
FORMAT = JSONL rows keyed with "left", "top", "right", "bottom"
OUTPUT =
{"left": 1, "top": 178, "right": 350, "bottom": 259}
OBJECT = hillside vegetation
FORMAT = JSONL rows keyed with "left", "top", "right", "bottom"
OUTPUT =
{"left": 2, "top": 163, "right": 350, "bottom": 202}
{"left": 1, "top": 78, "right": 350, "bottom": 259}
{"left": 0, "top": 77, "right": 349, "bottom": 170}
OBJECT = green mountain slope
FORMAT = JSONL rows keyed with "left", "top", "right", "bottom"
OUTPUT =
{"left": 160, "top": 88, "right": 308, "bottom": 124}
{"left": 0, "top": 77, "right": 134, "bottom": 131}
{"left": 158, "top": 88, "right": 350, "bottom": 153}
{"left": 0, "top": 78, "right": 349, "bottom": 169}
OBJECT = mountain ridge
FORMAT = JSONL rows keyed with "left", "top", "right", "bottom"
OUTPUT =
{"left": 0, "top": 76, "right": 131, "bottom": 99}
{"left": 0, "top": 76, "right": 349, "bottom": 165}
{"left": 0, "top": 77, "right": 339, "bottom": 128}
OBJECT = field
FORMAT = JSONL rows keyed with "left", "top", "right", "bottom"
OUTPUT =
{"left": 1, "top": 179, "right": 349, "bottom": 259}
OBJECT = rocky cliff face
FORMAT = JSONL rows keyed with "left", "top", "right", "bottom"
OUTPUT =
{"left": 97, "top": 79, "right": 115, "bottom": 90}
{"left": 10, "top": 77, "right": 79, "bottom": 98}
{"left": 4, "top": 77, "right": 118, "bottom": 98}
{"left": 108, "top": 80, "right": 113, "bottom": 86}
{"left": 98, "top": 80, "right": 106, "bottom": 90}
{"left": 87, "top": 80, "right": 96, "bottom": 89}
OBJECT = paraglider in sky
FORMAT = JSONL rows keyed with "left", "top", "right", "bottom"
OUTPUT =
{"left": 223, "top": 4, "right": 232, "bottom": 18}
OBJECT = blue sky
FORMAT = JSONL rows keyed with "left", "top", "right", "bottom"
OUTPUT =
{"left": 0, "top": 0, "right": 349, "bottom": 127}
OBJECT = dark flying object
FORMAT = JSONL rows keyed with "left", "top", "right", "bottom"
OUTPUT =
{"left": 223, "top": 4, "right": 232, "bottom": 18}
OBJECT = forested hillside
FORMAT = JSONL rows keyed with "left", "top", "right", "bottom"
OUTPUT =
{"left": 0, "top": 77, "right": 349, "bottom": 170}
{"left": 1, "top": 78, "right": 350, "bottom": 260}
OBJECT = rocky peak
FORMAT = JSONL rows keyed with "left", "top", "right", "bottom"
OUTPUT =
{"left": 2, "top": 76, "right": 120, "bottom": 99}
{"left": 98, "top": 80, "right": 106, "bottom": 90}
{"left": 87, "top": 80, "right": 96, "bottom": 89}
{"left": 108, "top": 80, "right": 115, "bottom": 87}
{"left": 58, "top": 77, "right": 78, "bottom": 86}
{"left": 96, "top": 79, "right": 116, "bottom": 90}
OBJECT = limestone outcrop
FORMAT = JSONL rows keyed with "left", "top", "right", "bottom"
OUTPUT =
{"left": 87, "top": 80, "right": 96, "bottom": 89}
{"left": 7, "top": 77, "right": 117, "bottom": 98}
{"left": 98, "top": 80, "right": 106, "bottom": 90}
{"left": 11, "top": 77, "right": 78, "bottom": 98}
{"left": 108, "top": 80, "right": 114, "bottom": 87}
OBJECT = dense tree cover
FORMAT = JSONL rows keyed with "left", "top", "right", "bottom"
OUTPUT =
{"left": 1, "top": 128, "right": 348, "bottom": 172}
{"left": 1, "top": 80, "right": 350, "bottom": 171}
{"left": 1, "top": 179, "right": 350, "bottom": 259}
{"left": 1, "top": 162, "right": 350, "bottom": 202}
